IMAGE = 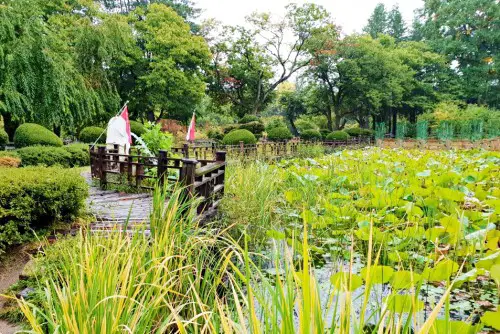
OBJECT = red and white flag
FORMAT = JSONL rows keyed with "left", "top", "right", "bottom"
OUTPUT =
{"left": 121, "top": 106, "right": 132, "bottom": 144}
{"left": 186, "top": 113, "right": 196, "bottom": 141}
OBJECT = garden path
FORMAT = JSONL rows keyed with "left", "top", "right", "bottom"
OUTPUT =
{"left": 84, "top": 172, "right": 152, "bottom": 235}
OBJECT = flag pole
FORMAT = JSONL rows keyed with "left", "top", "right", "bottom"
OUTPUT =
{"left": 90, "top": 100, "right": 130, "bottom": 149}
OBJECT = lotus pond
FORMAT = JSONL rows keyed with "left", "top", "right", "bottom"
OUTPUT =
{"left": 223, "top": 147, "right": 500, "bottom": 332}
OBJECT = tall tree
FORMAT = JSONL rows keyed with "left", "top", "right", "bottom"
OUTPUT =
{"left": 363, "top": 4, "right": 387, "bottom": 38}
{"left": 131, "top": 4, "right": 211, "bottom": 122}
{"left": 387, "top": 5, "right": 406, "bottom": 41}
{"left": 414, "top": 0, "right": 500, "bottom": 108}
{"left": 0, "top": 0, "right": 133, "bottom": 137}
{"left": 208, "top": 3, "right": 332, "bottom": 116}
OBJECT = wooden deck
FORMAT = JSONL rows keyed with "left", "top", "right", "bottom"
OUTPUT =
{"left": 84, "top": 172, "right": 152, "bottom": 235}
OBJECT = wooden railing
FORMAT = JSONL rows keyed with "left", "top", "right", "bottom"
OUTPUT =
{"left": 89, "top": 145, "right": 227, "bottom": 217}
{"left": 172, "top": 137, "right": 373, "bottom": 161}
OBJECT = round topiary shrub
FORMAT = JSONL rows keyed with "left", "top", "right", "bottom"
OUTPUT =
{"left": 345, "top": 127, "right": 363, "bottom": 137}
{"left": 300, "top": 129, "right": 322, "bottom": 141}
{"left": 239, "top": 115, "right": 261, "bottom": 124}
{"left": 239, "top": 121, "right": 265, "bottom": 136}
{"left": 79, "top": 126, "right": 106, "bottom": 144}
{"left": 267, "top": 127, "right": 293, "bottom": 141}
{"left": 295, "top": 119, "right": 317, "bottom": 133}
{"left": 14, "top": 123, "right": 63, "bottom": 148}
{"left": 360, "top": 128, "right": 375, "bottom": 137}
{"left": 326, "top": 131, "right": 351, "bottom": 141}
{"left": 319, "top": 129, "right": 331, "bottom": 139}
{"left": 0, "top": 128, "right": 8, "bottom": 148}
{"left": 222, "top": 129, "right": 257, "bottom": 145}
{"left": 130, "top": 121, "right": 146, "bottom": 137}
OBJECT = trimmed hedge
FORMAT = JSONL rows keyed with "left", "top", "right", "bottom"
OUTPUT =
{"left": 130, "top": 121, "right": 146, "bottom": 137}
{"left": 63, "top": 143, "right": 90, "bottom": 167}
{"left": 267, "top": 127, "right": 293, "bottom": 141}
{"left": 14, "top": 123, "right": 63, "bottom": 148}
{"left": 222, "top": 129, "right": 257, "bottom": 145}
{"left": 346, "top": 127, "right": 374, "bottom": 137}
{"left": 319, "top": 129, "right": 331, "bottom": 138}
{"left": 207, "top": 129, "right": 224, "bottom": 141}
{"left": 223, "top": 124, "right": 240, "bottom": 134}
{"left": 79, "top": 126, "right": 105, "bottom": 144}
{"left": 326, "top": 131, "right": 351, "bottom": 140}
{"left": 300, "top": 129, "right": 322, "bottom": 141}
{"left": 17, "top": 145, "right": 90, "bottom": 167}
{"left": 0, "top": 128, "right": 8, "bottom": 147}
{"left": 239, "top": 115, "right": 260, "bottom": 124}
{"left": 0, "top": 167, "right": 88, "bottom": 253}
{"left": 239, "top": 121, "right": 265, "bottom": 136}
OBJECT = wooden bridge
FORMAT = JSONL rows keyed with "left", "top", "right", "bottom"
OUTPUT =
{"left": 88, "top": 146, "right": 227, "bottom": 231}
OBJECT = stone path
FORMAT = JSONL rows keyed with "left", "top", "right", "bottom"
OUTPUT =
{"left": 84, "top": 172, "right": 152, "bottom": 235}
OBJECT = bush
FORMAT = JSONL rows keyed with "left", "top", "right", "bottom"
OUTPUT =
{"left": 130, "top": 121, "right": 146, "bottom": 137}
{"left": 345, "top": 127, "right": 363, "bottom": 137}
{"left": 14, "top": 123, "right": 63, "bottom": 148}
{"left": 223, "top": 124, "right": 240, "bottom": 134}
{"left": 0, "top": 167, "right": 88, "bottom": 253}
{"left": 239, "top": 115, "right": 261, "bottom": 124}
{"left": 319, "top": 129, "right": 331, "bottom": 138}
{"left": 17, "top": 146, "right": 72, "bottom": 167}
{"left": 295, "top": 119, "right": 317, "bottom": 133}
{"left": 79, "top": 126, "right": 105, "bottom": 144}
{"left": 0, "top": 156, "right": 20, "bottom": 168}
{"left": 267, "top": 127, "right": 293, "bottom": 141}
{"left": 360, "top": 128, "right": 375, "bottom": 137}
{"left": 265, "top": 118, "right": 287, "bottom": 131}
{"left": 0, "top": 151, "right": 18, "bottom": 158}
{"left": 239, "top": 121, "right": 265, "bottom": 136}
{"left": 63, "top": 144, "right": 90, "bottom": 167}
{"left": 0, "top": 128, "right": 8, "bottom": 147}
{"left": 300, "top": 129, "right": 322, "bottom": 141}
{"left": 222, "top": 129, "right": 257, "bottom": 145}
{"left": 326, "top": 131, "right": 351, "bottom": 141}
{"left": 207, "top": 129, "right": 224, "bottom": 141}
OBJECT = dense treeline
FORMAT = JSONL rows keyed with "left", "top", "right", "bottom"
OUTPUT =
{"left": 0, "top": 0, "right": 498, "bottom": 137}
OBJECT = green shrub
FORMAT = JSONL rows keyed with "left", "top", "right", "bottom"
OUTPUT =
{"left": 130, "top": 121, "right": 146, "bottom": 137}
{"left": 0, "top": 151, "right": 18, "bottom": 158}
{"left": 360, "top": 128, "right": 375, "bottom": 137}
{"left": 239, "top": 121, "right": 265, "bottom": 136}
{"left": 17, "top": 146, "right": 72, "bottom": 167}
{"left": 300, "top": 129, "right": 322, "bottom": 141}
{"left": 295, "top": 119, "right": 317, "bottom": 133}
{"left": 223, "top": 124, "right": 240, "bottom": 134}
{"left": 267, "top": 127, "right": 293, "bottom": 141}
{"left": 0, "top": 167, "right": 87, "bottom": 253}
{"left": 79, "top": 126, "right": 105, "bottom": 144}
{"left": 14, "top": 123, "right": 63, "bottom": 148}
{"left": 222, "top": 129, "right": 257, "bottom": 145}
{"left": 207, "top": 129, "right": 224, "bottom": 141}
{"left": 63, "top": 144, "right": 90, "bottom": 167}
{"left": 265, "top": 118, "right": 287, "bottom": 131}
{"left": 239, "top": 115, "right": 261, "bottom": 124}
{"left": 326, "top": 131, "right": 351, "bottom": 141}
{"left": 345, "top": 127, "right": 363, "bottom": 137}
{"left": 319, "top": 129, "right": 331, "bottom": 138}
{"left": 0, "top": 128, "right": 8, "bottom": 147}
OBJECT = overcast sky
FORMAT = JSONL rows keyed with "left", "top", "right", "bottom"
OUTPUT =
{"left": 196, "top": 0, "right": 423, "bottom": 35}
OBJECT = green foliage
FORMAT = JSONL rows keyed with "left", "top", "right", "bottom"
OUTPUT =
{"left": 222, "top": 129, "right": 257, "bottom": 145}
{"left": 326, "top": 131, "right": 351, "bottom": 140}
{"left": 300, "top": 129, "right": 322, "bottom": 141}
{"left": 265, "top": 118, "right": 287, "bottom": 131}
{"left": 140, "top": 122, "right": 173, "bottom": 156}
{"left": 0, "top": 167, "right": 87, "bottom": 253}
{"left": 296, "top": 119, "right": 318, "bottom": 133}
{"left": 0, "top": 128, "right": 8, "bottom": 147}
{"left": 130, "top": 121, "right": 146, "bottom": 136}
{"left": 375, "top": 122, "right": 386, "bottom": 139}
{"left": 132, "top": 4, "right": 211, "bottom": 122}
{"left": 14, "top": 123, "right": 63, "bottom": 148}
{"left": 222, "top": 124, "right": 240, "bottom": 134}
{"left": 18, "top": 146, "right": 72, "bottom": 168}
{"left": 345, "top": 128, "right": 363, "bottom": 137}
{"left": 207, "top": 129, "right": 224, "bottom": 142}
{"left": 63, "top": 144, "right": 91, "bottom": 167}
{"left": 319, "top": 129, "right": 331, "bottom": 138}
{"left": 239, "top": 121, "right": 265, "bottom": 136}
{"left": 79, "top": 127, "right": 106, "bottom": 144}
{"left": 437, "top": 121, "right": 454, "bottom": 141}
{"left": 239, "top": 115, "right": 260, "bottom": 124}
{"left": 267, "top": 127, "right": 293, "bottom": 141}
{"left": 395, "top": 122, "right": 407, "bottom": 140}
{"left": 416, "top": 120, "right": 429, "bottom": 140}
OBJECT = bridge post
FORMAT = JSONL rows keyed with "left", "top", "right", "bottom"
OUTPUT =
{"left": 98, "top": 146, "right": 107, "bottom": 189}
{"left": 157, "top": 150, "right": 168, "bottom": 187}
{"left": 180, "top": 158, "right": 198, "bottom": 199}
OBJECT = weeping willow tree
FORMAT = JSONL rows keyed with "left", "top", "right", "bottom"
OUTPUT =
{"left": 0, "top": 0, "right": 136, "bottom": 138}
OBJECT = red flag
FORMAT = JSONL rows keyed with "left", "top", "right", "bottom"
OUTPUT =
{"left": 186, "top": 113, "right": 196, "bottom": 141}
{"left": 121, "top": 106, "right": 132, "bottom": 144}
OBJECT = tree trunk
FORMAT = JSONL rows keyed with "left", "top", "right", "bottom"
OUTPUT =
{"left": 392, "top": 108, "right": 397, "bottom": 137}
{"left": 147, "top": 110, "right": 155, "bottom": 123}
{"left": 288, "top": 118, "right": 299, "bottom": 136}
{"left": 53, "top": 125, "right": 61, "bottom": 137}
{"left": 1, "top": 112, "right": 19, "bottom": 141}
